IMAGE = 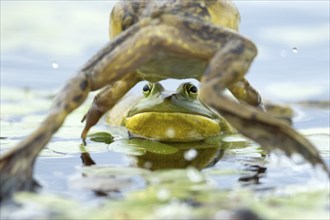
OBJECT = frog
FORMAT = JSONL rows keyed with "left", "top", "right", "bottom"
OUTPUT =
{"left": 0, "top": 0, "right": 328, "bottom": 199}
{"left": 96, "top": 82, "right": 238, "bottom": 170}
{"left": 90, "top": 82, "right": 249, "bottom": 170}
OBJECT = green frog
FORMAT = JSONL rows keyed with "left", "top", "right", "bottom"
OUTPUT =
{"left": 90, "top": 82, "right": 236, "bottom": 170}
{"left": 0, "top": 0, "right": 328, "bottom": 199}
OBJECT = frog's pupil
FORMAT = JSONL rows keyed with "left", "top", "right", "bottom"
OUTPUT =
{"left": 189, "top": 85, "right": 198, "bottom": 93}
{"left": 143, "top": 84, "right": 150, "bottom": 92}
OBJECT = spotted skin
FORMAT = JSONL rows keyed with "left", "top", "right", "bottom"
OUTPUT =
{"left": 0, "top": 0, "right": 328, "bottom": 200}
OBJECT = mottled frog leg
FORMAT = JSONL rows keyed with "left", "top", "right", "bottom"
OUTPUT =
{"left": 0, "top": 18, "right": 154, "bottom": 198}
{"left": 81, "top": 73, "right": 140, "bottom": 142}
{"left": 0, "top": 74, "right": 92, "bottom": 200}
{"left": 193, "top": 24, "right": 329, "bottom": 173}
{"left": 230, "top": 78, "right": 293, "bottom": 124}
{"left": 229, "top": 78, "right": 266, "bottom": 111}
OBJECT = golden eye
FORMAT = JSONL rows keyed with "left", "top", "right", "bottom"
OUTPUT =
{"left": 142, "top": 83, "right": 152, "bottom": 96}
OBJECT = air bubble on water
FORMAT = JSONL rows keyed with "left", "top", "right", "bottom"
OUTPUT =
{"left": 52, "top": 61, "right": 59, "bottom": 69}
{"left": 292, "top": 47, "right": 298, "bottom": 53}
{"left": 184, "top": 149, "right": 198, "bottom": 161}
{"left": 156, "top": 188, "right": 171, "bottom": 201}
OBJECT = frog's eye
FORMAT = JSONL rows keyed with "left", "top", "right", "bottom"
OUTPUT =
{"left": 186, "top": 84, "right": 198, "bottom": 99}
{"left": 189, "top": 85, "right": 198, "bottom": 94}
{"left": 142, "top": 83, "right": 152, "bottom": 96}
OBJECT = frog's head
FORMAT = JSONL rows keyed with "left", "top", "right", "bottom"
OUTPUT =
{"left": 124, "top": 82, "right": 233, "bottom": 142}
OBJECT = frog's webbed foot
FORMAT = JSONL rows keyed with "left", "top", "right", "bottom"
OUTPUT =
{"left": 264, "top": 103, "right": 294, "bottom": 125}
{"left": 0, "top": 148, "right": 41, "bottom": 201}
{"left": 205, "top": 95, "right": 328, "bottom": 171}
{"left": 0, "top": 74, "right": 92, "bottom": 199}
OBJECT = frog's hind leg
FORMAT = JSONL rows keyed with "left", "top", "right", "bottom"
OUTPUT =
{"left": 0, "top": 74, "right": 92, "bottom": 200}
{"left": 191, "top": 23, "right": 328, "bottom": 173}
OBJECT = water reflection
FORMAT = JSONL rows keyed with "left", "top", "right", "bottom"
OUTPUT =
{"left": 81, "top": 138, "right": 234, "bottom": 170}
{"left": 78, "top": 136, "right": 269, "bottom": 196}
{"left": 238, "top": 165, "right": 267, "bottom": 186}
{"left": 131, "top": 140, "right": 227, "bottom": 170}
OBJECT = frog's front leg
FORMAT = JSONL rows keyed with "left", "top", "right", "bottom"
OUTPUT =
{"left": 81, "top": 74, "right": 140, "bottom": 141}
{"left": 229, "top": 78, "right": 266, "bottom": 111}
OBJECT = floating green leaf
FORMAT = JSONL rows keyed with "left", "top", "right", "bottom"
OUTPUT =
{"left": 88, "top": 132, "right": 114, "bottom": 144}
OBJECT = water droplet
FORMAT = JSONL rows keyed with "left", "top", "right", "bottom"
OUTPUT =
{"left": 166, "top": 128, "right": 175, "bottom": 138}
{"left": 156, "top": 188, "right": 171, "bottom": 201}
{"left": 184, "top": 149, "right": 198, "bottom": 161}
{"left": 52, "top": 61, "right": 59, "bottom": 69}
{"left": 292, "top": 47, "right": 298, "bottom": 53}
{"left": 143, "top": 161, "right": 152, "bottom": 169}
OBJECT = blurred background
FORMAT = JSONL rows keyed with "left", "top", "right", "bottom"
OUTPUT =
{"left": 1, "top": 1, "right": 329, "bottom": 101}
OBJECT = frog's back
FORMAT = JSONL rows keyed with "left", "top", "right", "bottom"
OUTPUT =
{"left": 109, "top": 0, "right": 241, "bottom": 82}
{"left": 110, "top": 0, "right": 240, "bottom": 39}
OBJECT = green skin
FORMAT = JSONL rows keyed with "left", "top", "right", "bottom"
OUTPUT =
{"left": 124, "top": 82, "right": 234, "bottom": 142}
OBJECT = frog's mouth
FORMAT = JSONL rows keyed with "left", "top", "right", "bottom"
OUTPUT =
{"left": 124, "top": 112, "right": 221, "bottom": 142}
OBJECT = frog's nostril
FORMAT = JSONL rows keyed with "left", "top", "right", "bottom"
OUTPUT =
{"left": 164, "top": 96, "right": 172, "bottom": 102}
{"left": 164, "top": 94, "right": 178, "bottom": 103}
{"left": 171, "top": 94, "right": 180, "bottom": 100}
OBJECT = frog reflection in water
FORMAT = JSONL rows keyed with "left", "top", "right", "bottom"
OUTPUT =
{"left": 0, "top": 0, "right": 329, "bottom": 199}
